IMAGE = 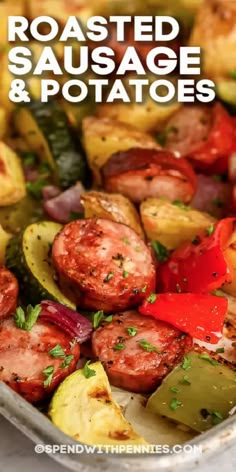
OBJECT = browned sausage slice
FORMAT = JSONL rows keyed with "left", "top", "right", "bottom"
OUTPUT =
{"left": 102, "top": 148, "right": 197, "bottom": 204}
{"left": 0, "top": 317, "right": 80, "bottom": 403}
{"left": 0, "top": 267, "right": 19, "bottom": 321}
{"left": 92, "top": 310, "right": 193, "bottom": 393}
{"left": 52, "top": 218, "right": 156, "bottom": 313}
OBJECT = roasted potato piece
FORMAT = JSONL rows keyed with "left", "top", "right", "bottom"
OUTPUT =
{"left": 82, "top": 117, "right": 159, "bottom": 185}
{"left": 0, "top": 1, "right": 25, "bottom": 44}
{"left": 97, "top": 99, "right": 180, "bottom": 133}
{"left": 0, "top": 195, "right": 42, "bottom": 234}
{"left": 147, "top": 351, "right": 236, "bottom": 433}
{"left": 223, "top": 229, "right": 236, "bottom": 297}
{"left": 26, "top": 0, "right": 92, "bottom": 24}
{"left": 81, "top": 191, "right": 144, "bottom": 238}
{"left": 49, "top": 361, "right": 147, "bottom": 445}
{"left": 0, "top": 142, "right": 26, "bottom": 206}
{"left": 140, "top": 198, "right": 216, "bottom": 250}
{"left": 0, "top": 108, "right": 7, "bottom": 139}
{"left": 189, "top": 0, "right": 236, "bottom": 80}
{"left": 0, "top": 225, "right": 12, "bottom": 265}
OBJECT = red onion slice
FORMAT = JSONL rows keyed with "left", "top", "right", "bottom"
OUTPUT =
{"left": 40, "top": 301, "right": 92, "bottom": 343}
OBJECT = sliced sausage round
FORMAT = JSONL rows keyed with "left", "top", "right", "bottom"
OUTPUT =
{"left": 0, "top": 267, "right": 19, "bottom": 321}
{"left": 92, "top": 310, "right": 193, "bottom": 393}
{"left": 0, "top": 317, "right": 80, "bottom": 403}
{"left": 52, "top": 218, "right": 156, "bottom": 313}
{"left": 102, "top": 148, "right": 196, "bottom": 204}
{"left": 164, "top": 103, "right": 234, "bottom": 169}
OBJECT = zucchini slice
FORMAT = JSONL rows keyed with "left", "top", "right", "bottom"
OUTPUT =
{"left": 14, "top": 101, "right": 87, "bottom": 188}
{"left": 6, "top": 221, "right": 75, "bottom": 309}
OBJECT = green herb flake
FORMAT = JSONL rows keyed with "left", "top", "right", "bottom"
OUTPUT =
{"left": 211, "top": 290, "right": 226, "bottom": 298}
{"left": 103, "top": 271, "right": 114, "bottom": 283}
{"left": 135, "top": 246, "right": 142, "bottom": 252}
{"left": 92, "top": 310, "right": 104, "bottom": 329}
{"left": 205, "top": 225, "right": 215, "bottom": 237}
{"left": 26, "top": 179, "right": 46, "bottom": 200}
{"left": 141, "top": 285, "right": 147, "bottom": 293}
{"left": 122, "top": 237, "right": 131, "bottom": 245}
{"left": 147, "top": 293, "right": 157, "bottom": 304}
{"left": 172, "top": 200, "right": 189, "bottom": 211}
{"left": 216, "top": 347, "right": 225, "bottom": 354}
{"left": 152, "top": 240, "right": 169, "bottom": 263}
{"left": 170, "top": 386, "right": 180, "bottom": 393}
{"left": 123, "top": 271, "right": 129, "bottom": 278}
{"left": 60, "top": 355, "right": 74, "bottom": 369}
{"left": 126, "top": 326, "right": 138, "bottom": 337}
{"left": 14, "top": 305, "right": 41, "bottom": 331}
{"left": 48, "top": 344, "right": 65, "bottom": 358}
{"left": 170, "top": 398, "right": 182, "bottom": 411}
{"left": 139, "top": 339, "right": 161, "bottom": 353}
{"left": 22, "top": 152, "right": 37, "bottom": 167}
{"left": 104, "top": 315, "right": 113, "bottom": 323}
{"left": 43, "top": 365, "right": 54, "bottom": 387}
{"left": 156, "top": 126, "right": 178, "bottom": 146}
{"left": 180, "top": 375, "right": 191, "bottom": 385}
{"left": 83, "top": 360, "right": 96, "bottom": 379}
{"left": 229, "top": 70, "right": 236, "bottom": 80}
{"left": 212, "top": 174, "right": 223, "bottom": 182}
{"left": 113, "top": 343, "right": 125, "bottom": 351}
{"left": 181, "top": 356, "right": 191, "bottom": 370}
{"left": 212, "top": 198, "right": 223, "bottom": 208}
{"left": 199, "top": 353, "right": 221, "bottom": 366}
{"left": 212, "top": 411, "right": 223, "bottom": 425}
{"left": 69, "top": 211, "right": 84, "bottom": 221}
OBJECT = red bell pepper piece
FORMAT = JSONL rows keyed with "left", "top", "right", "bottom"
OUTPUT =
{"left": 139, "top": 293, "right": 228, "bottom": 344}
{"left": 157, "top": 218, "right": 235, "bottom": 294}
{"left": 189, "top": 103, "right": 234, "bottom": 170}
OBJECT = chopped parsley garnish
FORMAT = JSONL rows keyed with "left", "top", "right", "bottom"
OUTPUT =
{"left": 205, "top": 225, "right": 215, "bottom": 237}
{"left": 83, "top": 361, "right": 96, "bottom": 379}
{"left": 122, "top": 237, "right": 131, "bottom": 245}
{"left": 43, "top": 365, "right": 54, "bottom": 387}
{"left": 69, "top": 211, "right": 84, "bottom": 221}
{"left": 38, "top": 162, "right": 51, "bottom": 175}
{"left": 181, "top": 356, "right": 191, "bottom": 370}
{"left": 216, "top": 347, "right": 225, "bottom": 354}
{"left": 123, "top": 271, "right": 129, "bottom": 278}
{"left": 212, "top": 411, "right": 223, "bottom": 425}
{"left": 199, "top": 353, "right": 221, "bottom": 366}
{"left": 180, "top": 375, "right": 191, "bottom": 385}
{"left": 48, "top": 344, "right": 65, "bottom": 358}
{"left": 60, "top": 355, "right": 74, "bottom": 369}
{"left": 170, "top": 398, "right": 182, "bottom": 411}
{"left": 26, "top": 179, "right": 46, "bottom": 200}
{"left": 152, "top": 240, "right": 169, "bottom": 263}
{"left": 156, "top": 126, "right": 178, "bottom": 146}
{"left": 22, "top": 152, "right": 37, "bottom": 166}
{"left": 92, "top": 310, "right": 104, "bottom": 329}
{"left": 113, "top": 343, "right": 125, "bottom": 351}
{"left": 147, "top": 293, "right": 157, "bottom": 304}
{"left": 104, "top": 315, "right": 113, "bottom": 323}
{"left": 141, "top": 285, "right": 147, "bottom": 293}
{"left": 139, "top": 339, "right": 161, "bottom": 353}
{"left": 14, "top": 305, "right": 41, "bottom": 331}
{"left": 126, "top": 326, "right": 138, "bottom": 337}
{"left": 212, "top": 198, "right": 223, "bottom": 208}
{"left": 172, "top": 200, "right": 189, "bottom": 211}
{"left": 229, "top": 70, "right": 236, "bottom": 80}
{"left": 170, "top": 386, "right": 180, "bottom": 393}
{"left": 103, "top": 271, "right": 114, "bottom": 283}
{"left": 211, "top": 290, "right": 226, "bottom": 298}
{"left": 135, "top": 246, "right": 142, "bottom": 252}
{"left": 192, "top": 236, "right": 200, "bottom": 245}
